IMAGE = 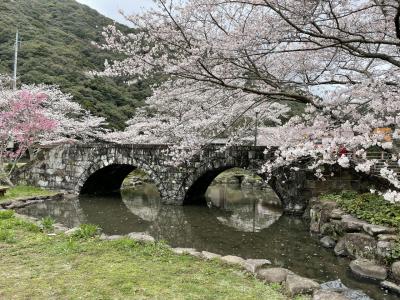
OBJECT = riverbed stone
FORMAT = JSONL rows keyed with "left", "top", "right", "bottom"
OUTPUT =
{"left": 127, "top": 232, "right": 155, "bottom": 243}
{"left": 320, "top": 236, "right": 336, "bottom": 248}
{"left": 312, "top": 290, "right": 348, "bottom": 300}
{"left": 341, "top": 215, "right": 368, "bottom": 232}
{"left": 243, "top": 259, "right": 271, "bottom": 273}
{"left": 201, "top": 251, "right": 221, "bottom": 260}
{"left": 220, "top": 255, "right": 245, "bottom": 266}
{"left": 363, "top": 224, "right": 396, "bottom": 236}
{"left": 391, "top": 261, "right": 400, "bottom": 281}
{"left": 349, "top": 259, "right": 387, "bottom": 281}
{"left": 285, "top": 274, "right": 319, "bottom": 296}
{"left": 256, "top": 267, "right": 293, "bottom": 284}
{"left": 380, "top": 281, "right": 400, "bottom": 295}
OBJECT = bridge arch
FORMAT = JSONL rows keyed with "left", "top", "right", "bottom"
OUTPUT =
{"left": 182, "top": 156, "right": 271, "bottom": 205}
{"left": 75, "top": 156, "right": 165, "bottom": 196}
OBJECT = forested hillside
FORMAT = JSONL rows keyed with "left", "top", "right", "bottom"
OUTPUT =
{"left": 0, "top": 0, "right": 154, "bottom": 129}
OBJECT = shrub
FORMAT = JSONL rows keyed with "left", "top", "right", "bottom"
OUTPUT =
{"left": 321, "top": 191, "right": 400, "bottom": 228}
{"left": 0, "top": 228, "right": 15, "bottom": 243}
{"left": 40, "top": 216, "right": 55, "bottom": 232}
{"left": 0, "top": 210, "right": 14, "bottom": 220}
{"left": 72, "top": 224, "right": 100, "bottom": 239}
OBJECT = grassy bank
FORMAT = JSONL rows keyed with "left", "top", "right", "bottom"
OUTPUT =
{"left": 0, "top": 211, "right": 287, "bottom": 299}
{"left": 0, "top": 185, "right": 56, "bottom": 203}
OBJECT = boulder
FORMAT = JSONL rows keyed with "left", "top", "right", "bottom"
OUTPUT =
{"left": 320, "top": 223, "right": 337, "bottom": 236}
{"left": 243, "top": 259, "right": 271, "bottom": 273}
{"left": 201, "top": 251, "right": 221, "bottom": 260}
{"left": 334, "top": 239, "right": 347, "bottom": 256}
{"left": 220, "top": 255, "right": 245, "bottom": 266}
{"left": 313, "top": 290, "right": 348, "bottom": 300}
{"left": 329, "top": 208, "right": 345, "bottom": 220}
{"left": 320, "top": 236, "right": 336, "bottom": 248}
{"left": 376, "top": 241, "right": 394, "bottom": 259}
{"left": 285, "top": 274, "right": 319, "bottom": 296}
{"left": 127, "top": 232, "right": 155, "bottom": 243}
{"left": 362, "top": 224, "right": 396, "bottom": 236}
{"left": 349, "top": 259, "right": 387, "bottom": 281}
{"left": 256, "top": 267, "right": 293, "bottom": 284}
{"left": 341, "top": 233, "right": 377, "bottom": 259}
{"left": 391, "top": 261, "right": 400, "bottom": 281}
{"left": 341, "top": 215, "right": 368, "bottom": 232}
{"left": 380, "top": 281, "right": 400, "bottom": 295}
{"left": 310, "top": 207, "right": 322, "bottom": 233}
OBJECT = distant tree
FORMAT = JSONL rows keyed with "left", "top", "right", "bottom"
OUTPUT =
{"left": 98, "top": 0, "right": 400, "bottom": 201}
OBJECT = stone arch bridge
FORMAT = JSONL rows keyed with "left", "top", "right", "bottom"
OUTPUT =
{"left": 15, "top": 143, "right": 384, "bottom": 214}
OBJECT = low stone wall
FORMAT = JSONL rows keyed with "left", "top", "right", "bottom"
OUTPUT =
{"left": 310, "top": 199, "right": 400, "bottom": 295}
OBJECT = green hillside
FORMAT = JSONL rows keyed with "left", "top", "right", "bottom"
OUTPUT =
{"left": 0, "top": 0, "right": 154, "bottom": 129}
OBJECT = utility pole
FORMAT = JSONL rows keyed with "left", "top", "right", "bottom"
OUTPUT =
{"left": 12, "top": 29, "right": 20, "bottom": 90}
{"left": 254, "top": 108, "right": 260, "bottom": 146}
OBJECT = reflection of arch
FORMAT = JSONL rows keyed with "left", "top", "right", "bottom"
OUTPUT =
{"left": 183, "top": 158, "right": 273, "bottom": 205}
{"left": 75, "top": 157, "right": 165, "bottom": 196}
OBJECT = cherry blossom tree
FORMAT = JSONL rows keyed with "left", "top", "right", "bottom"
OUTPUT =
{"left": 0, "top": 80, "right": 106, "bottom": 186}
{"left": 97, "top": 0, "right": 400, "bottom": 200}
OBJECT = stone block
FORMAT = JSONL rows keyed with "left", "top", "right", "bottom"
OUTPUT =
{"left": 256, "top": 267, "right": 293, "bottom": 284}
{"left": 243, "top": 259, "right": 271, "bottom": 273}
{"left": 220, "top": 255, "right": 245, "bottom": 266}
{"left": 127, "top": 232, "right": 155, "bottom": 243}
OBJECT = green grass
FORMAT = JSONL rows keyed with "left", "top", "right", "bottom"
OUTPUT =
{"left": 0, "top": 214, "right": 286, "bottom": 300}
{"left": 321, "top": 191, "right": 400, "bottom": 229}
{"left": 0, "top": 185, "right": 56, "bottom": 203}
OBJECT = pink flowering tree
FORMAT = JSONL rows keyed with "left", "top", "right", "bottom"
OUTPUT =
{"left": 97, "top": 0, "right": 400, "bottom": 201}
{"left": 0, "top": 90, "right": 57, "bottom": 185}
{"left": 0, "top": 80, "right": 106, "bottom": 186}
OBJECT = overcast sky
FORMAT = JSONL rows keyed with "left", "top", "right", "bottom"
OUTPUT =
{"left": 76, "top": 0, "right": 156, "bottom": 25}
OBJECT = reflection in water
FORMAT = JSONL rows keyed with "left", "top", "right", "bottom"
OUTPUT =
{"left": 17, "top": 183, "right": 395, "bottom": 300}
{"left": 206, "top": 184, "right": 282, "bottom": 232}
